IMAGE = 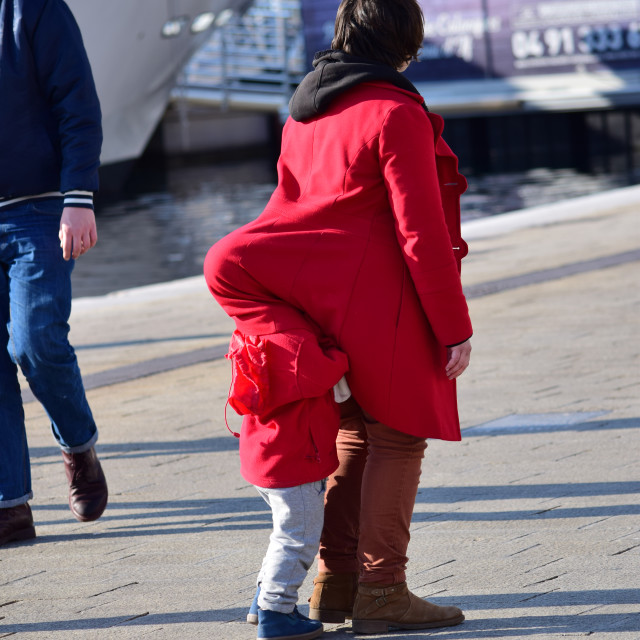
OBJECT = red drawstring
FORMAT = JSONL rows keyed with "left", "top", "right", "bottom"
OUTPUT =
{"left": 224, "top": 371, "right": 240, "bottom": 438}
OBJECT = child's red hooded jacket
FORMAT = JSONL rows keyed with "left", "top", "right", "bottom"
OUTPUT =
{"left": 226, "top": 329, "right": 348, "bottom": 488}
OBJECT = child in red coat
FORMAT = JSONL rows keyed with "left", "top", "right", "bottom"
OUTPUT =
{"left": 204, "top": 307, "right": 347, "bottom": 640}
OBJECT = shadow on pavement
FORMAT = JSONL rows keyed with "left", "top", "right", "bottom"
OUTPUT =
{"left": 1, "top": 604, "right": 638, "bottom": 635}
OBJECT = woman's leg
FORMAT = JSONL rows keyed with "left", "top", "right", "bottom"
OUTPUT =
{"left": 317, "top": 397, "right": 368, "bottom": 574}
{"left": 358, "top": 419, "right": 427, "bottom": 585}
{"left": 309, "top": 398, "right": 366, "bottom": 622}
{"left": 352, "top": 420, "right": 464, "bottom": 633}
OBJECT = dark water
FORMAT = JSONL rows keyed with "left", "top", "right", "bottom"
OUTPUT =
{"left": 72, "top": 152, "right": 638, "bottom": 299}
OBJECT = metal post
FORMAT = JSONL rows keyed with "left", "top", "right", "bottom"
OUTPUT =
{"left": 176, "top": 70, "right": 191, "bottom": 152}
{"left": 480, "top": 0, "right": 494, "bottom": 78}
{"left": 273, "top": 0, "right": 289, "bottom": 105}
{"left": 221, "top": 24, "right": 229, "bottom": 112}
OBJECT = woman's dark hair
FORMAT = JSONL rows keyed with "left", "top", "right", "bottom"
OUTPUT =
{"left": 332, "top": 0, "right": 424, "bottom": 69}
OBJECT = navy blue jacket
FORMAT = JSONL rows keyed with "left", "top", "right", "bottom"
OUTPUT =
{"left": 0, "top": 0, "right": 102, "bottom": 206}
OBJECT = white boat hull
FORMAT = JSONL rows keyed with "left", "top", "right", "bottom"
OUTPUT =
{"left": 67, "top": 0, "right": 249, "bottom": 166}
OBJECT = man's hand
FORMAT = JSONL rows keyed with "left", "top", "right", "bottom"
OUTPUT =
{"left": 59, "top": 207, "right": 98, "bottom": 260}
{"left": 445, "top": 339, "right": 472, "bottom": 380}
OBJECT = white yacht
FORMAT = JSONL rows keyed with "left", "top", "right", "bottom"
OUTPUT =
{"left": 67, "top": 0, "right": 250, "bottom": 167}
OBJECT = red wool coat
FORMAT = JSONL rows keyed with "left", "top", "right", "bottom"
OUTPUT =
{"left": 226, "top": 328, "right": 348, "bottom": 488}
{"left": 205, "top": 81, "right": 472, "bottom": 486}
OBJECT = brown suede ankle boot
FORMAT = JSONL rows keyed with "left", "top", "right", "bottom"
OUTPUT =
{"left": 352, "top": 581, "right": 464, "bottom": 634}
{"left": 308, "top": 572, "right": 358, "bottom": 622}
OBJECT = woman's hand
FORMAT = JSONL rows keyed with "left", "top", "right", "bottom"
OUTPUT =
{"left": 445, "top": 339, "right": 471, "bottom": 380}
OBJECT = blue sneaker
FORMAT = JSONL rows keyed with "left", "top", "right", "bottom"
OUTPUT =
{"left": 257, "top": 608, "right": 323, "bottom": 640}
{"left": 247, "top": 586, "right": 260, "bottom": 624}
{"left": 249, "top": 585, "right": 314, "bottom": 627}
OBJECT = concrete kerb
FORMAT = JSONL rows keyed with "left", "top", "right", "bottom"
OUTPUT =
{"left": 462, "top": 182, "right": 640, "bottom": 240}
{"left": 72, "top": 273, "right": 208, "bottom": 309}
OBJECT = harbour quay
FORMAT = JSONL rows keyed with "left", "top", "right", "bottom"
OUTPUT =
{"left": 1, "top": 185, "right": 638, "bottom": 639}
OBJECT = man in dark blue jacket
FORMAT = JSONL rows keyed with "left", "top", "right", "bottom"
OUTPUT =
{"left": 0, "top": 0, "right": 108, "bottom": 545}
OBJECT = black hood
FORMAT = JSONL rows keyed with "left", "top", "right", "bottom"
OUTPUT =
{"left": 288, "top": 50, "right": 427, "bottom": 122}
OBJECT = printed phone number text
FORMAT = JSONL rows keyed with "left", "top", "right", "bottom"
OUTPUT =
{"left": 512, "top": 24, "right": 640, "bottom": 59}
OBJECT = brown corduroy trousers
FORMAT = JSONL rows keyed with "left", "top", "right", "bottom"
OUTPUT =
{"left": 318, "top": 397, "right": 428, "bottom": 585}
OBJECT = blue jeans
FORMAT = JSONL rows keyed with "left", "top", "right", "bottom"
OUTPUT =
{"left": 255, "top": 479, "right": 326, "bottom": 613}
{"left": 0, "top": 199, "right": 97, "bottom": 507}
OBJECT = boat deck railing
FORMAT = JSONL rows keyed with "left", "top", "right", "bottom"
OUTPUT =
{"left": 173, "top": 0, "right": 305, "bottom": 115}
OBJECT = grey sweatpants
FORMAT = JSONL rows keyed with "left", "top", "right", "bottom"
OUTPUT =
{"left": 255, "top": 479, "right": 326, "bottom": 613}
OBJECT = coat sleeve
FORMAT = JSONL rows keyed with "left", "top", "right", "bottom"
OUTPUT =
{"left": 378, "top": 103, "right": 472, "bottom": 347}
{"left": 29, "top": 0, "right": 102, "bottom": 194}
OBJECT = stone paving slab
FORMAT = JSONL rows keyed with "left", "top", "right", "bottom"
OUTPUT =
{"left": 69, "top": 278, "right": 235, "bottom": 375}
{"left": 1, "top": 190, "right": 639, "bottom": 639}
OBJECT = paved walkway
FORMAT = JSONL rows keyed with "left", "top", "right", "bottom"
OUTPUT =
{"left": 1, "top": 186, "right": 639, "bottom": 639}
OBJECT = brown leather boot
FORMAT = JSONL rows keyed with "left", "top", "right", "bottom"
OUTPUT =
{"left": 352, "top": 581, "right": 464, "bottom": 634}
{"left": 0, "top": 504, "right": 36, "bottom": 546}
{"left": 62, "top": 447, "right": 108, "bottom": 522}
{"left": 308, "top": 572, "right": 358, "bottom": 622}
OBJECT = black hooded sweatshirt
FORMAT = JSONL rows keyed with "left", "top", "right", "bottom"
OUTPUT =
{"left": 288, "top": 50, "right": 428, "bottom": 122}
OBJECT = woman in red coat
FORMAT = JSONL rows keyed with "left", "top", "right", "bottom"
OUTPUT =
{"left": 204, "top": 0, "right": 472, "bottom": 635}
